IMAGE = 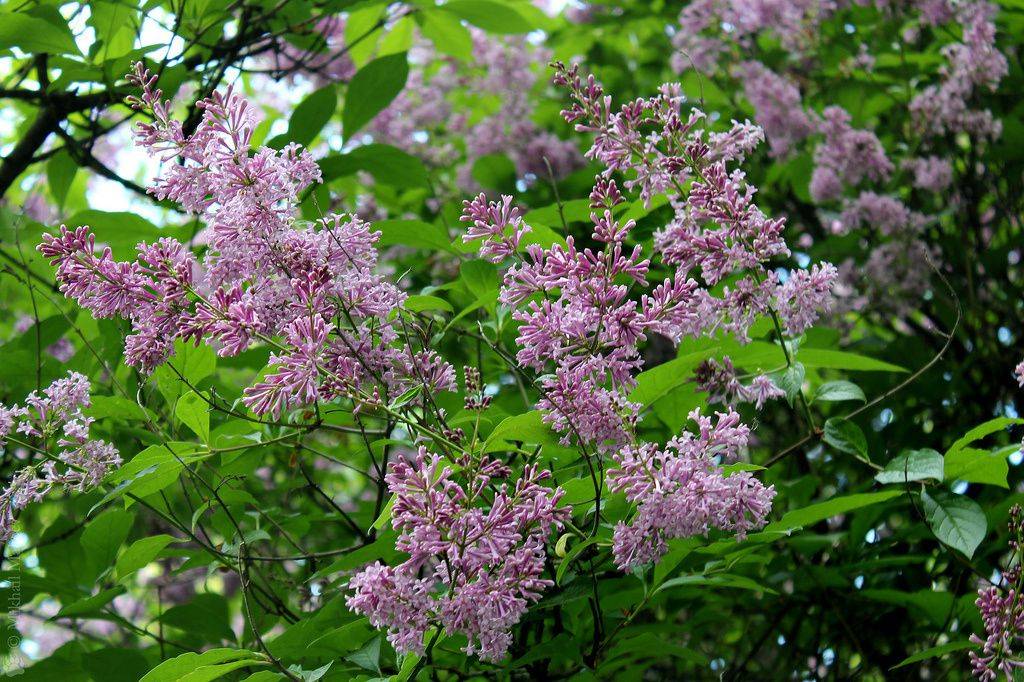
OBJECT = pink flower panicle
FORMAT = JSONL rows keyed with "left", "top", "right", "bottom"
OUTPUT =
{"left": 460, "top": 194, "right": 532, "bottom": 263}
{"left": 0, "top": 373, "right": 120, "bottom": 543}
{"left": 970, "top": 505, "right": 1024, "bottom": 679}
{"left": 347, "top": 449, "right": 569, "bottom": 662}
{"left": 695, "top": 357, "right": 785, "bottom": 409}
{"left": 607, "top": 408, "right": 775, "bottom": 569}
{"left": 42, "top": 64, "right": 455, "bottom": 420}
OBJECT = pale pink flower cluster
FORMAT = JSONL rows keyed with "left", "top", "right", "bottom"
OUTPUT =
{"left": 694, "top": 357, "right": 785, "bottom": 409}
{"left": 810, "top": 106, "right": 893, "bottom": 203}
{"left": 607, "top": 409, "right": 775, "bottom": 569}
{"left": 672, "top": 0, "right": 837, "bottom": 72}
{"left": 0, "top": 372, "right": 120, "bottom": 543}
{"left": 732, "top": 61, "right": 815, "bottom": 158}
{"left": 347, "top": 449, "right": 568, "bottom": 662}
{"left": 40, "top": 64, "right": 456, "bottom": 419}
{"left": 370, "top": 30, "right": 582, "bottom": 190}
{"left": 970, "top": 506, "right": 1024, "bottom": 680}
{"left": 910, "top": 0, "right": 1007, "bottom": 138}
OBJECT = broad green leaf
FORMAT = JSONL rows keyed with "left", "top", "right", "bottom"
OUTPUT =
{"left": 823, "top": 418, "right": 869, "bottom": 458}
{"left": 287, "top": 85, "right": 337, "bottom": 146}
{"left": 471, "top": 153, "right": 517, "bottom": 192}
{"left": 375, "top": 219, "right": 453, "bottom": 253}
{"left": 891, "top": 640, "right": 973, "bottom": 669}
{"left": 46, "top": 150, "right": 78, "bottom": 209}
{"left": 629, "top": 348, "right": 717, "bottom": 407}
{"left": 57, "top": 586, "right": 126, "bottom": 618}
{"left": 440, "top": 1, "right": 535, "bottom": 34}
{"left": 87, "top": 395, "right": 156, "bottom": 423}
{"left": 773, "top": 362, "right": 806, "bottom": 406}
{"left": 343, "top": 52, "right": 409, "bottom": 138}
{"left": 346, "top": 636, "right": 382, "bottom": 673}
{"left": 814, "top": 380, "right": 866, "bottom": 403}
{"left": 0, "top": 12, "right": 81, "bottom": 55}
{"left": 944, "top": 446, "right": 1011, "bottom": 488}
{"left": 89, "top": 1, "right": 137, "bottom": 61}
{"left": 485, "top": 411, "right": 559, "bottom": 450}
{"left": 63, "top": 210, "right": 190, "bottom": 257}
{"left": 81, "top": 508, "right": 134, "bottom": 576}
{"left": 159, "top": 593, "right": 235, "bottom": 643}
{"left": 419, "top": 8, "right": 473, "bottom": 60}
{"left": 768, "top": 490, "right": 903, "bottom": 532}
{"left": 106, "top": 442, "right": 206, "bottom": 504}
{"left": 875, "top": 449, "right": 944, "bottom": 484}
{"left": 859, "top": 588, "right": 955, "bottom": 626}
{"left": 320, "top": 144, "right": 429, "bottom": 188}
{"left": 947, "top": 417, "right": 1024, "bottom": 455}
{"left": 403, "top": 294, "right": 453, "bottom": 313}
{"left": 175, "top": 391, "right": 211, "bottom": 443}
{"left": 140, "top": 649, "right": 264, "bottom": 682}
{"left": 921, "top": 490, "right": 986, "bottom": 557}
{"left": 605, "top": 632, "right": 707, "bottom": 666}
{"left": 725, "top": 341, "right": 907, "bottom": 373}
{"left": 656, "top": 573, "right": 776, "bottom": 594}
{"left": 555, "top": 537, "right": 600, "bottom": 585}
{"left": 116, "top": 534, "right": 176, "bottom": 580}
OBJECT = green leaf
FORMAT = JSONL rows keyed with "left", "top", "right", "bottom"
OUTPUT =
{"left": 768, "top": 490, "right": 903, "bottom": 532}
{"left": 403, "top": 294, "right": 453, "bottom": 313}
{"left": 921, "top": 490, "right": 986, "bottom": 558}
{"left": 116, "top": 534, "right": 176, "bottom": 580}
{"left": 375, "top": 219, "right": 453, "bottom": 253}
{"left": 63, "top": 210, "right": 189, "bottom": 258}
{"left": 629, "top": 349, "right": 716, "bottom": 407}
{"left": 440, "top": 1, "right": 535, "bottom": 33}
{"left": 175, "top": 391, "right": 211, "bottom": 443}
{"left": 944, "top": 446, "right": 1011, "bottom": 488}
{"left": 947, "top": 417, "right": 1024, "bottom": 455}
{"left": 823, "top": 418, "right": 869, "bottom": 458}
{"left": 891, "top": 640, "right": 973, "bottom": 669}
{"left": 814, "top": 380, "right": 866, "bottom": 403}
{"left": 346, "top": 636, "right": 382, "bottom": 674}
{"left": 471, "top": 153, "right": 517, "bottom": 192}
{"left": 656, "top": 573, "right": 776, "bottom": 595}
{"left": 87, "top": 395, "right": 156, "bottom": 423}
{"left": 57, "top": 586, "right": 126, "bottom": 618}
{"left": 343, "top": 52, "right": 408, "bottom": 139}
{"left": 485, "top": 411, "right": 559, "bottom": 450}
{"left": 81, "top": 508, "right": 134, "bottom": 576}
{"left": 159, "top": 593, "right": 235, "bottom": 644}
{"left": 875, "top": 449, "right": 944, "bottom": 484}
{"left": 140, "top": 649, "right": 264, "bottom": 682}
{"left": 105, "top": 442, "right": 206, "bottom": 504}
{"left": 419, "top": 8, "right": 473, "bottom": 60}
{"left": 320, "top": 144, "right": 429, "bottom": 188}
{"left": 773, "top": 362, "right": 805, "bottom": 406}
{"left": 287, "top": 85, "right": 337, "bottom": 146}
{"left": 724, "top": 342, "right": 907, "bottom": 373}
{"left": 47, "top": 150, "right": 78, "bottom": 209}
{"left": 0, "top": 12, "right": 81, "bottom": 55}
{"left": 88, "top": 1, "right": 137, "bottom": 61}
{"left": 555, "top": 537, "right": 600, "bottom": 585}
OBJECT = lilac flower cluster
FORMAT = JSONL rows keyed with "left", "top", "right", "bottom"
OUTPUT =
{"left": 910, "top": 0, "right": 1007, "bottom": 139}
{"left": 347, "top": 449, "right": 569, "bottom": 661}
{"left": 672, "top": 0, "right": 834, "bottom": 73}
{"left": 607, "top": 409, "right": 775, "bottom": 569}
{"left": 0, "top": 372, "right": 120, "bottom": 543}
{"left": 732, "top": 61, "right": 815, "bottom": 158}
{"left": 40, "top": 64, "right": 456, "bottom": 420}
{"left": 970, "top": 505, "right": 1024, "bottom": 680}
{"left": 809, "top": 106, "right": 893, "bottom": 203}
{"left": 695, "top": 357, "right": 785, "bottom": 410}
{"left": 369, "top": 30, "right": 582, "bottom": 191}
